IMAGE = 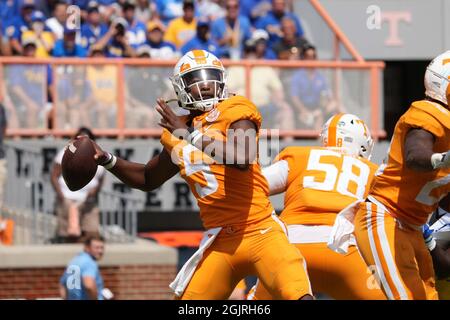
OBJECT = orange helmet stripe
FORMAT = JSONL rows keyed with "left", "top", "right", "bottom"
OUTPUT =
{"left": 327, "top": 113, "right": 344, "bottom": 147}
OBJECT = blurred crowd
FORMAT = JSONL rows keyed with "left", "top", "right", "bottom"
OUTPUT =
{"left": 0, "top": 0, "right": 346, "bottom": 132}
{"left": 0, "top": 0, "right": 313, "bottom": 61}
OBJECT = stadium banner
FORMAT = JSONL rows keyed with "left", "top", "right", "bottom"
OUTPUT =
{"left": 4, "top": 138, "right": 389, "bottom": 217}
{"left": 299, "top": 0, "right": 447, "bottom": 60}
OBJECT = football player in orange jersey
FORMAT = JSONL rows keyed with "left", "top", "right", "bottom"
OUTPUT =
{"left": 353, "top": 50, "right": 450, "bottom": 300}
{"left": 83, "top": 49, "right": 313, "bottom": 300}
{"left": 249, "top": 113, "right": 385, "bottom": 300}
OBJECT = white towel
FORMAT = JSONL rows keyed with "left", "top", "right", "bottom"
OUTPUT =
{"left": 169, "top": 227, "right": 222, "bottom": 297}
{"left": 327, "top": 200, "right": 362, "bottom": 254}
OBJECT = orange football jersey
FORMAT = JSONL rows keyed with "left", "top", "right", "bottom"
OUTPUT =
{"left": 160, "top": 95, "right": 274, "bottom": 229}
{"left": 370, "top": 100, "right": 450, "bottom": 226}
{"left": 277, "top": 146, "right": 378, "bottom": 226}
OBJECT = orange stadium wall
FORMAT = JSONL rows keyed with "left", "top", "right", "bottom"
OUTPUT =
{"left": 0, "top": 240, "right": 178, "bottom": 300}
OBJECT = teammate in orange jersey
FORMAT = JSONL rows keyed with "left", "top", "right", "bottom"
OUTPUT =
{"left": 82, "top": 49, "right": 313, "bottom": 300}
{"left": 249, "top": 113, "right": 385, "bottom": 300}
{"left": 353, "top": 50, "right": 450, "bottom": 300}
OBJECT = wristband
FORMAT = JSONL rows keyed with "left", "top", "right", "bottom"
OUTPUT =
{"left": 100, "top": 152, "right": 117, "bottom": 170}
{"left": 186, "top": 129, "right": 203, "bottom": 145}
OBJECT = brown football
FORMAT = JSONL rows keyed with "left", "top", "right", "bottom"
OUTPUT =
{"left": 61, "top": 136, "right": 98, "bottom": 191}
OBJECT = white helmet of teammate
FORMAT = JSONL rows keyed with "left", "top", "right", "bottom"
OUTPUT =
{"left": 171, "top": 49, "right": 228, "bottom": 112}
{"left": 424, "top": 50, "right": 450, "bottom": 106}
{"left": 320, "top": 113, "right": 374, "bottom": 160}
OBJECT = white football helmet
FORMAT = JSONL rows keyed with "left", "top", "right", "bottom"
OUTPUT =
{"left": 171, "top": 49, "right": 228, "bottom": 112}
{"left": 320, "top": 113, "right": 374, "bottom": 160}
{"left": 424, "top": 50, "right": 450, "bottom": 106}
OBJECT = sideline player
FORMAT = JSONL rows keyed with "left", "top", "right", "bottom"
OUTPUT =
{"left": 423, "top": 194, "right": 450, "bottom": 299}
{"left": 82, "top": 50, "right": 313, "bottom": 300}
{"left": 250, "top": 113, "right": 385, "bottom": 300}
{"left": 353, "top": 51, "right": 450, "bottom": 300}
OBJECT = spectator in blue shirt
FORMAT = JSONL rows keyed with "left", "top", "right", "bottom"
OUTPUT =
{"left": 255, "top": 0, "right": 304, "bottom": 46}
{"left": 59, "top": 236, "right": 108, "bottom": 300}
{"left": 94, "top": 17, "right": 136, "bottom": 57}
{"left": 143, "top": 20, "right": 177, "bottom": 59}
{"left": 80, "top": 2, "right": 108, "bottom": 50}
{"left": 0, "top": 0, "right": 17, "bottom": 32}
{"left": 180, "top": 18, "right": 220, "bottom": 56}
{"left": 52, "top": 26, "right": 87, "bottom": 57}
{"left": 211, "top": 0, "right": 252, "bottom": 60}
{"left": 14, "top": 0, "right": 49, "bottom": 16}
{"left": 155, "top": 0, "right": 184, "bottom": 25}
{"left": 290, "top": 45, "right": 341, "bottom": 129}
{"left": 122, "top": 0, "right": 147, "bottom": 48}
{"left": 7, "top": 0, "right": 35, "bottom": 55}
{"left": 240, "top": 0, "right": 271, "bottom": 24}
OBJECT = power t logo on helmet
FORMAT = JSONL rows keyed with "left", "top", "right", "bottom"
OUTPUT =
{"left": 424, "top": 50, "right": 450, "bottom": 106}
{"left": 171, "top": 49, "right": 229, "bottom": 112}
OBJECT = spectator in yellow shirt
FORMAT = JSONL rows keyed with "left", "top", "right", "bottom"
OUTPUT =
{"left": 21, "top": 11, "right": 54, "bottom": 58}
{"left": 164, "top": 0, "right": 197, "bottom": 49}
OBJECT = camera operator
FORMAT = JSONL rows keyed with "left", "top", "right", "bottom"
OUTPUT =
{"left": 93, "top": 17, "right": 136, "bottom": 57}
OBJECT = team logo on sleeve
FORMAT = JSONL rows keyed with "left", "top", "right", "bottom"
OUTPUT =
{"left": 206, "top": 108, "right": 220, "bottom": 122}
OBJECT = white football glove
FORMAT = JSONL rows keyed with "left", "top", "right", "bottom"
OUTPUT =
{"left": 431, "top": 150, "right": 450, "bottom": 169}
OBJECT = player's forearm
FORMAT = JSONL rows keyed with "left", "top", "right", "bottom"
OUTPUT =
{"left": 192, "top": 135, "right": 256, "bottom": 169}
{"left": 107, "top": 158, "right": 149, "bottom": 190}
{"left": 405, "top": 149, "right": 435, "bottom": 171}
{"left": 404, "top": 128, "right": 436, "bottom": 171}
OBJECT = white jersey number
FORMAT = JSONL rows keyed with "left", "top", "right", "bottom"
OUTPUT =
{"left": 303, "top": 149, "right": 370, "bottom": 199}
{"left": 182, "top": 144, "right": 218, "bottom": 198}
{"left": 415, "top": 174, "right": 450, "bottom": 206}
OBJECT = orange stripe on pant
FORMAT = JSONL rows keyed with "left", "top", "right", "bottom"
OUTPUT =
{"left": 354, "top": 199, "right": 438, "bottom": 300}
{"left": 251, "top": 243, "right": 386, "bottom": 300}
{"left": 179, "top": 216, "right": 312, "bottom": 300}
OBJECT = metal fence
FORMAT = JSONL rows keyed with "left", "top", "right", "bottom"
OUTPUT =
{"left": 0, "top": 57, "right": 385, "bottom": 139}
{"left": 1, "top": 143, "right": 141, "bottom": 245}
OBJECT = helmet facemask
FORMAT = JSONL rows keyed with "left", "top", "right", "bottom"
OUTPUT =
{"left": 172, "top": 67, "right": 228, "bottom": 112}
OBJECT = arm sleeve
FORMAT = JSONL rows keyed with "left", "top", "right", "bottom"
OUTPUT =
{"left": 81, "top": 261, "right": 98, "bottom": 278}
{"left": 262, "top": 160, "right": 289, "bottom": 195}
{"left": 402, "top": 107, "right": 446, "bottom": 139}
{"left": 225, "top": 98, "right": 262, "bottom": 130}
